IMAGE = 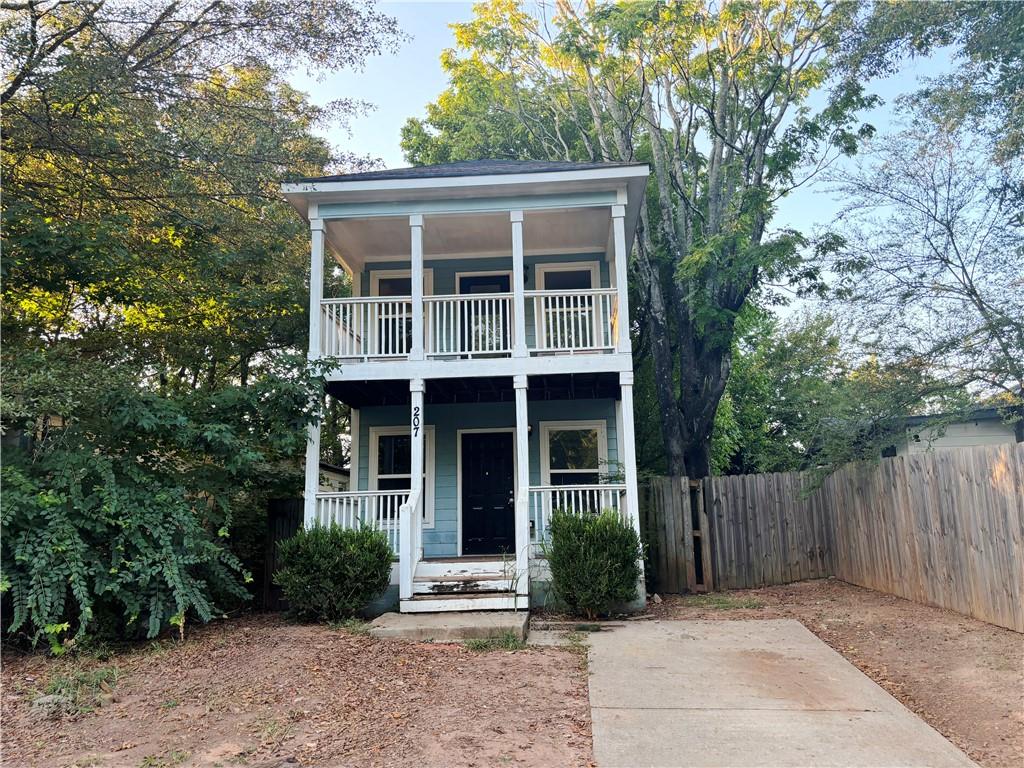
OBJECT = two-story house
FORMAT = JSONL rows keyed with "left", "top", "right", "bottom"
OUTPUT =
{"left": 282, "top": 160, "right": 649, "bottom": 614}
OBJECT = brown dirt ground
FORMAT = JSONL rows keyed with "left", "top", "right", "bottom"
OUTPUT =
{"left": 648, "top": 579, "right": 1024, "bottom": 768}
{"left": 1, "top": 615, "right": 591, "bottom": 768}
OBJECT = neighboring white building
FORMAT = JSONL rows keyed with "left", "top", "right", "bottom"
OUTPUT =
{"left": 282, "top": 159, "right": 650, "bottom": 614}
{"left": 890, "top": 409, "right": 1020, "bottom": 457}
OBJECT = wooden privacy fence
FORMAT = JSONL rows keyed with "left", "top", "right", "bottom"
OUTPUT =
{"left": 640, "top": 443, "right": 1024, "bottom": 633}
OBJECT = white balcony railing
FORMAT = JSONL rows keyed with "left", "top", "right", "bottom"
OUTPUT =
{"left": 425, "top": 293, "right": 513, "bottom": 357}
{"left": 527, "top": 288, "right": 617, "bottom": 353}
{"left": 314, "top": 490, "right": 409, "bottom": 553}
{"left": 528, "top": 483, "right": 627, "bottom": 542}
{"left": 318, "top": 287, "right": 619, "bottom": 362}
{"left": 320, "top": 297, "right": 412, "bottom": 359}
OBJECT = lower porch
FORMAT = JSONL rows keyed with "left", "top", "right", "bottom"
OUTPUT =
{"left": 303, "top": 373, "right": 643, "bottom": 613}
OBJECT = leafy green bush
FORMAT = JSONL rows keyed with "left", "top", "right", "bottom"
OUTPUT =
{"left": 1, "top": 349, "right": 323, "bottom": 647}
{"left": 274, "top": 525, "right": 392, "bottom": 622}
{"left": 545, "top": 509, "right": 642, "bottom": 619}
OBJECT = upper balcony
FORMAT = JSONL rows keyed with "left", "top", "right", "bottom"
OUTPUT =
{"left": 282, "top": 160, "right": 650, "bottom": 381}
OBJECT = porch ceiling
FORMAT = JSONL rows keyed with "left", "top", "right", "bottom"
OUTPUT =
{"left": 324, "top": 206, "right": 611, "bottom": 272}
{"left": 326, "top": 372, "right": 621, "bottom": 408}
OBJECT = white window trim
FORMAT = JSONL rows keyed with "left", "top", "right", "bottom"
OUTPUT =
{"left": 535, "top": 261, "right": 600, "bottom": 290}
{"left": 539, "top": 420, "right": 608, "bottom": 485}
{"left": 456, "top": 428, "right": 518, "bottom": 557}
{"left": 369, "top": 268, "right": 434, "bottom": 296}
{"left": 454, "top": 269, "right": 513, "bottom": 294}
{"left": 368, "top": 425, "right": 435, "bottom": 528}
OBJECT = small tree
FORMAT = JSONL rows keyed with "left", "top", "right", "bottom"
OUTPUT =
{"left": 544, "top": 509, "right": 642, "bottom": 619}
{"left": 274, "top": 525, "right": 392, "bottom": 623}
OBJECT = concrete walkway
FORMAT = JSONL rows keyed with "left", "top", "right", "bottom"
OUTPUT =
{"left": 587, "top": 619, "right": 976, "bottom": 767}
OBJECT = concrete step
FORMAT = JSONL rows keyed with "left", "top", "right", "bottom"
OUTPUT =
{"left": 399, "top": 593, "right": 529, "bottom": 613}
{"left": 369, "top": 610, "right": 530, "bottom": 641}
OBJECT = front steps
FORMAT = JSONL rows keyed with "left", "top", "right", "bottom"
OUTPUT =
{"left": 401, "top": 557, "right": 527, "bottom": 613}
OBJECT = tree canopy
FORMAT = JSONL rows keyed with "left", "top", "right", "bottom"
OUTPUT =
{"left": 1, "top": 0, "right": 400, "bottom": 645}
{"left": 403, "top": 0, "right": 876, "bottom": 476}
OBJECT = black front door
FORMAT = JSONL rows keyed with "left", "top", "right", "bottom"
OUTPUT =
{"left": 461, "top": 432, "right": 515, "bottom": 555}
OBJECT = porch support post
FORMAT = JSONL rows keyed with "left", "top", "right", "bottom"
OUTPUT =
{"left": 611, "top": 204, "right": 631, "bottom": 354}
{"left": 410, "top": 215, "right": 425, "bottom": 360}
{"left": 510, "top": 210, "right": 528, "bottom": 358}
{"left": 303, "top": 218, "right": 326, "bottom": 528}
{"left": 513, "top": 374, "right": 531, "bottom": 598}
{"left": 619, "top": 371, "right": 645, "bottom": 593}
{"left": 400, "top": 379, "right": 425, "bottom": 602}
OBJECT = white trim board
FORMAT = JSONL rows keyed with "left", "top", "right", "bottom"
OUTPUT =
{"left": 539, "top": 420, "right": 609, "bottom": 485}
{"left": 456, "top": 428, "right": 518, "bottom": 557}
{"left": 369, "top": 268, "right": 434, "bottom": 296}
{"left": 368, "top": 424, "right": 436, "bottom": 527}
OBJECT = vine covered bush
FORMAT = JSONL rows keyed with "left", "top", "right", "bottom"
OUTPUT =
{"left": 0, "top": 350, "right": 322, "bottom": 649}
{"left": 544, "top": 508, "right": 642, "bottom": 619}
{"left": 274, "top": 524, "right": 393, "bottom": 622}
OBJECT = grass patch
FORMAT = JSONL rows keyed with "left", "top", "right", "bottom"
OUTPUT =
{"left": 140, "top": 751, "right": 190, "bottom": 767}
{"left": 681, "top": 593, "right": 765, "bottom": 610}
{"left": 43, "top": 666, "right": 119, "bottom": 715}
{"left": 329, "top": 617, "right": 371, "bottom": 635}
{"left": 464, "top": 630, "right": 526, "bottom": 652}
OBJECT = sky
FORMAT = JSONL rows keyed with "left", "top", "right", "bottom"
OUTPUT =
{"left": 288, "top": 1, "right": 956, "bottom": 237}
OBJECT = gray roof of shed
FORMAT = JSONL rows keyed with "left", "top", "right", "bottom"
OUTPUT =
{"left": 298, "top": 159, "right": 642, "bottom": 183}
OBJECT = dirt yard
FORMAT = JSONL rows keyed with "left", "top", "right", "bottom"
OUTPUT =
{"left": 649, "top": 579, "right": 1024, "bottom": 768}
{"left": 1, "top": 615, "right": 591, "bottom": 768}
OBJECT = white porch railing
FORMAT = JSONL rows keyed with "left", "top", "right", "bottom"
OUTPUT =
{"left": 527, "top": 288, "right": 617, "bottom": 353}
{"left": 425, "top": 293, "right": 513, "bottom": 357}
{"left": 528, "top": 483, "right": 628, "bottom": 542}
{"left": 320, "top": 297, "right": 412, "bottom": 359}
{"left": 314, "top": 490, "right": 409, "bottom": 553}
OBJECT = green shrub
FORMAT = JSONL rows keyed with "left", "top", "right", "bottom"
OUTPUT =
{"left": 274, "top": 525, "right": 392, "bottom": 622}
{"left": 545, "top": 509, "right": 642, "bottom": 619}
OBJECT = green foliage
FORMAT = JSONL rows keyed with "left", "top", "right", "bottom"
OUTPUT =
{"left": 274, "top": 525, "right": 392, "bottom": 623}
{"left": 1, "top": 1, "right": 397, "bottom": 643}
{"left": 710, "top": 310, "right": 973, "bottom": 475}
{"left": 1, "top": 349, "right": 326, "bottom": 644}
{"left": 544, "top": 509, "right": 642, "bottom": 620}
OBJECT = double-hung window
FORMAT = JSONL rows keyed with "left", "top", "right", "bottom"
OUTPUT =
{"left": 369, "top": 426, "right": 434, "bottom": 527}
{"left": 540, "top": 421, "right": 608, "bottom": 486}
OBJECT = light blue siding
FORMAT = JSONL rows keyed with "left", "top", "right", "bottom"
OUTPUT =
{"left": 356, "top": 398, "right": 620, "bottom": 558}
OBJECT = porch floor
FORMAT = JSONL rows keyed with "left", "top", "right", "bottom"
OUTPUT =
{"left": 368, "top": 610, "right": 529, "bottom": 642}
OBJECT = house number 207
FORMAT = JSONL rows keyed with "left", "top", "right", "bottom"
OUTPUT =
{"left": 412, "top": 406, "right": 421, "bottom": 437}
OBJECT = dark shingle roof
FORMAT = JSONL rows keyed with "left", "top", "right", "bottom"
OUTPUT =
{"left": 298, "top": 159, "right": 642, "bottom": 184}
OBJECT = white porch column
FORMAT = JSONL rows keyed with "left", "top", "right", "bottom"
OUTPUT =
{"left": 303, "top": 218, "right": 326, "bottom": 528}
{"left": 510, "top": 210, "right": 528, "bottom": 358}
{"left": 400, "top": 379, "right": 425, "bottom": 601}
{"left": 611, "top": 205, "right": 631, "bottom": 354}
{"left": 410, "top": 215, "right": 425, "bottom": 360}
{"left": 513, "top": 374, "right": 531, "bottom": 597}
{"left": 618, "top": 371, "right": 643, "bottom": 542}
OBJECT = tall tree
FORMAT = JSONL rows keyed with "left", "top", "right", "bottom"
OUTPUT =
{"left": 826, "top": 118, "right": 1024, "bottom": 438}
{"left": 1, "top": 0, "right": 400, "bottom": 643}
{"left": 403, "top": 0, "right": 874, "bottom": 476}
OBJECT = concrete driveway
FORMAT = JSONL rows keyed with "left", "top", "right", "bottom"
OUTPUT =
{"left": 587, "top": 619, "right": 975, "bottom": 767}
